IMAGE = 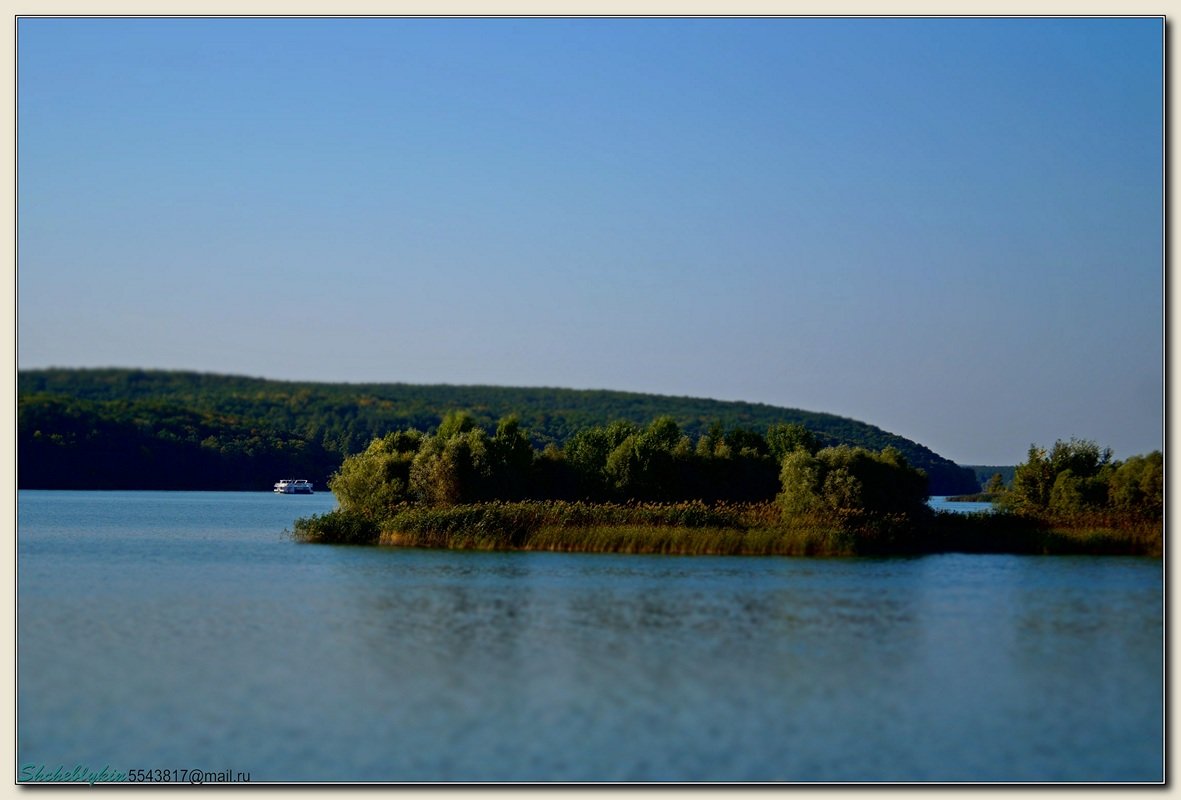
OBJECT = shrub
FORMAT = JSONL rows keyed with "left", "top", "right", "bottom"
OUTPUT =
{"left": 777, "top": 445, "right": 928, "bottom": 518}
{"left": 290, "top": 509, "right": 380, "bottom": 545}
{"left": 327, "top": 430, "right": 422, "bottom": 519}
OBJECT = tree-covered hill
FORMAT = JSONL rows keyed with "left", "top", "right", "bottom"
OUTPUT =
{"left": 18, "top": 368, "right": 980, "bottom": 494}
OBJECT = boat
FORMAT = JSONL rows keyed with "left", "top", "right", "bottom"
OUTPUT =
{"left": 274, "top": 479, "right": 314, "bottom": 494}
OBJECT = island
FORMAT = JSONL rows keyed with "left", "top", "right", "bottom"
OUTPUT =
{"left": 293, "top": 413, "right": 1162, "bottom": 557}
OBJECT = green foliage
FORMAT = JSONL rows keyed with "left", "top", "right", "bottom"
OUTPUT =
{"left": 17, "top": 393, "right": 336, "bottom": 490}
{"left": 18, "top": 368, "right": 980, "bottom": 494}
{"left": 327, "top": 430, "right": 422, "bottom": 519}
{"left": 1000, "top": 439, "right": 1160, "bottom": 523}
{"left": 1006, "top": 444, "right": 1055, "bottom": 511}
{"left": 777, "top": 449, "right": 824, "bottom": 515}
{"left": 487, "top": 415, "right": 536, "bottom": 499}
{"left": 436, "top": 410, "right": 478, "bottom": 439}
{"left": 604, "top": 417, "right": 684, "bottom": 500}
{"left": 722, "top": 426, "right": 769, "bottom": 458}
{"left": 292, "top": 499, "right": 1161, "bottom": 557}
{"left": 409, "top": 427, "right": 492, "bottom": 506}
{"left": 766, "top": 422, "right": 821, "bottom": 460}
{"left": 375, "top": 500, "right": 792, "bottom": 553}
{"left": 326, "top": 403, "right": 958, "bottom": 519}
{"left": 1049, "top": 438, "right": 1113, "bottom": 479}
{"left": 984, "top": 472, "right": 1007, "bottom": 494}
{"left": 777, "top": 444, "right": 929, "bottom": 518}
{"left": 1107, "top": 451, "right": 1163, "bottom": 518}
{"left": 928, "top": 509, "right": 1160, "bottom": 557}
{"left": 1048, "top": 469, "right": 1086, "bottom": 515}
{"left": 564, "top": 421, "right": 639, "bottom": 498}
{"left": 301, "top": 427, "right": 1162, "bottom": 558}
{"left": 963, "top": 465, "right": 1016, "bottom": 490}
{"left": 290, "top": 509, "right": 380, "bottom": 545}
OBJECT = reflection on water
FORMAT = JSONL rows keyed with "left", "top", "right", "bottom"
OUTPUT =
{"left": 17, "top": 492, "right": 1162, "bottom": 782}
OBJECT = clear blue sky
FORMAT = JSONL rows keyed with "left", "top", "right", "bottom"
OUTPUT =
{"left": 17, "top": 17, "right": 1163, "bottom": 465}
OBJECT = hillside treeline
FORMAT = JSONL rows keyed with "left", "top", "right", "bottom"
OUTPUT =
{"left": 17, "top": 368, "right": 980, "bottom": 493}
{"left": 19, "top": 395, "right": 336, "bottom": 490}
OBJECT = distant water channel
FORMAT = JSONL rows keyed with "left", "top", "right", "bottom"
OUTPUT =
{"left": 18, "top": 491, "right": 1162, "bottom": 782}
{"left": 928, "top": 495, "right": 996, "bottom": 514}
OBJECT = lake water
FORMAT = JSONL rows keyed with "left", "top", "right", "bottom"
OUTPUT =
{"left": 928, "top": 495, "right": 996, "bottom": 514}
{"left": 17, "top": 491, "right": 1163, "bottom": 783}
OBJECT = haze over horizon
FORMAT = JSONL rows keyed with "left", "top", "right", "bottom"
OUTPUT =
{"left": 17, "top": 17, "right": 1163, "bottom": 466}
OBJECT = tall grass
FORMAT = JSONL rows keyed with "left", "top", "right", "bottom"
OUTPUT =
{"left": 289, "top": 508, "right": 379, "bottom": 545}
{"left": 375, "top": 502, "right": 930, "bottom": 556}
{"left": 924, "top": 509, "right": 1162, "bottom": 556}
{"left": 377, "top": 501, "right": 790, "bottom": 553}
{"left": 291, "top": 500, "right": 1162, "bottom": 557}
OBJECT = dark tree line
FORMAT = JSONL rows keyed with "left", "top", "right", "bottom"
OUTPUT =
{"left": 19, "top": 395, "right": 336, "bottom": 490}
{"left": 18, "top": 368, "right": 981, "bottom": 494}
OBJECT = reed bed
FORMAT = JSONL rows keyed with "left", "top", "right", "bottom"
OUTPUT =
{"left": 374, "top": 503, "right": 912, "bottom": 556}
{"left": 290, "top": 508, "right": 378, "bottom": 545}
{"left": 925, "top": 510, "right": 1162, "bottom": 556}
{"left": 377, "top": 501, "right": 788, "bottom": 554}
{"left": 292, "top": 501, "right": 1161, "bottom": 557}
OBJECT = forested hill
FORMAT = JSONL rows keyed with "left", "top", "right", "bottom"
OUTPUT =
{"left": 18, "top": 368, "right": 980, "bottom": 494}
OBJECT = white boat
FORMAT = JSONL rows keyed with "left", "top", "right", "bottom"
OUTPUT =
{"left": 274, "top": 479, "right": 314, "bottom": 494}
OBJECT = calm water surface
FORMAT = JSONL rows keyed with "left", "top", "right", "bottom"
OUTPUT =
{"left": 928, "top": 495, "right": 996, "bottom": 514}
{"left": 18, "top": 491, "right": 1163, "bottom": 782}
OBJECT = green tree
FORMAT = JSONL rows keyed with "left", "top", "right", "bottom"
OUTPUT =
{"left": 778, "top": 444, "right": 928, "bottom": 517}
{"left": 436, "top": 410, "right": 478, "bottom": 439}
{"left": 1002, "top": 438, "right": 1113, "bottom": 515}
{"left": 604, "top": 417, "right": 684, "bottom": 500}
{"left": 766, "top": 422, "right": 821, "bottom": 461}
{"left": 1003, "top": 444, "right": 1054, "bottom": 513}
{"left": 723, "top": 427, "right": 769, "bottom": 458}
{"left": 1048, "top": 469, "right": 1086, "bottom": 516}
{"left": 564, "top": 421, "right": 638, "bottom": 498}
{"left": 409, "top": 424, "right": 492, "bottom": 506}
{"left": 329, "top": 430, "right": 424, "bottom": 520}
{"left": 18, "top": 367, "right": 984, "bottom": 495}
{"left": 696, "top": 420, "right": 728, "bottom": 458}
{"left": 984, "top": 472, "right": 1006, "bottom": 494}
{"left": 1107, "top": 451, "right": 1163, "bottom": 518}
{"left": 777, "top": 449, "right": 823, "bottom": 515}
{"left": 1049, "top": 438, "right": 1112, "bottom": 480}
{"left": 488, "top": 415, "right": 536, "bottom": 499}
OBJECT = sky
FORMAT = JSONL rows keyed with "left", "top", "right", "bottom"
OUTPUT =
{"left": 16, "top": 17, "right": 1163, "bottom": 465}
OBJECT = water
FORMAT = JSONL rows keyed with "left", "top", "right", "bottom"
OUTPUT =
{"left": 18, "top": 491, "right": 1163, "bottom": 783}
{"left": 928, "top": 495, "right": 995, "bottom": 514}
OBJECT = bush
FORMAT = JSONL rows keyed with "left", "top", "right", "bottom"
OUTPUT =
{"left": 1000, "top": 440, "right": 1162, "bottom": 525}
{"left": 290, "top": 509, "right": 380, "bottom": 545}
{"left": 327, "top": 432, "right": 421, "bottom": 519}
{"left": 777, "top": 445, "right": 929, "bottom": 518}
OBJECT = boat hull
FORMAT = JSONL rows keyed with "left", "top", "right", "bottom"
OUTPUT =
{"left": 273, "top": 480, "right": 314, "bottom": 494}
